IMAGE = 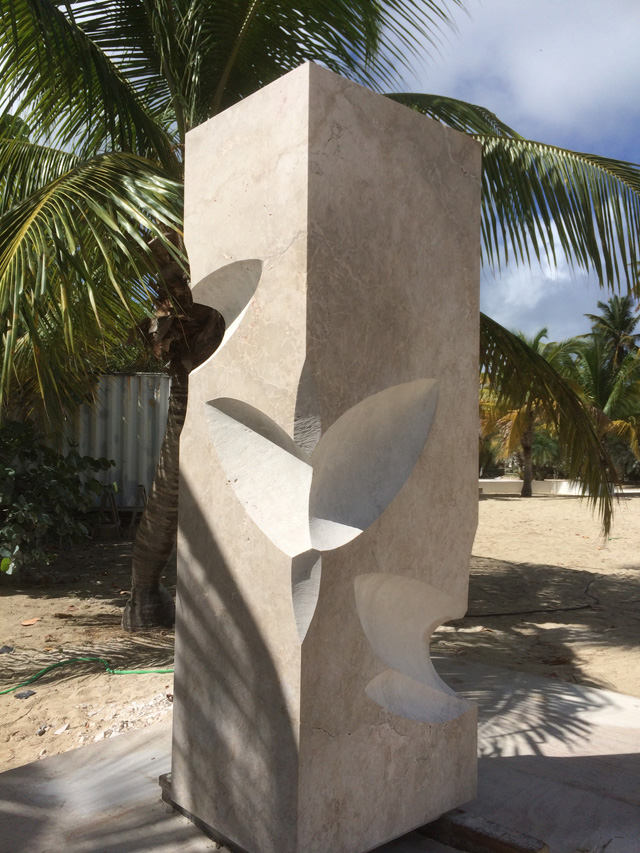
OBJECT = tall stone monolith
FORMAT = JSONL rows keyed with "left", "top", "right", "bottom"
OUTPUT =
{"left": 164, "top": 62, "right": 481, "bottom": 853}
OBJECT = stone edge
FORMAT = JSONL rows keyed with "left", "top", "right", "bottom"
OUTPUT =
{"left": 419, "top": 809, "right": 550, "bottom": 853}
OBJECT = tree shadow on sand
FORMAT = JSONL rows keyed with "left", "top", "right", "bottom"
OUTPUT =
{"left": 433, "top": 552, "right": 640, "bottom": 701}
{"left": 0, "top": 539, "right": 177, "bottom": 691}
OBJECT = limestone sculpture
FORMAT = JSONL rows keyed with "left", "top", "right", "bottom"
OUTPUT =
{"left": 163, "top": 62, "right": 481, "bottom": 853}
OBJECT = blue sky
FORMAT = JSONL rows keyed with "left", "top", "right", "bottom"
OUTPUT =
{"left": 404, "top": 0, "right": 640, "bottom": 341}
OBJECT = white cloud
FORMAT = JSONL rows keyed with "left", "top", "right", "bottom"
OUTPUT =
{"left": 406, "top": 0, "right": 640, "bottom": 151}
{"left": 400, "top": 1, "right": 640, "bottom": 336}
{"left": 480, "top": 261, "right": 606, "bottom": 341}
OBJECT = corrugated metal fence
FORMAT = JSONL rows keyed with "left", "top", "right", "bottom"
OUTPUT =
{"left": 65, "top": 373, "right": 170, "bottom": 507}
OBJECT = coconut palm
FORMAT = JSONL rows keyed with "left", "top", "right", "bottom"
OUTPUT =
{"left": 480, "top": 328, "right": 610, "bottom": 498}
{"left": 585, "top": 294, "right": 640, "bottom": 368}
{"left": 574, "top": 330, "right": 640, "bottom": 457}
{"left": 480, "top": 318, "right": 617, "bottom": 515}
{"left": 1, "top": 1, "right": 638, "bottom": 626}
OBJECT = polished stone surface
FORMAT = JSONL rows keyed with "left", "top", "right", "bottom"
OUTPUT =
{"left": 173, "top": 62, "right": 481, "bottom": 852}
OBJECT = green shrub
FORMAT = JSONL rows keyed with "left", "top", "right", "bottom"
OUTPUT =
{"left": 0, "top": 421, "right": 114, "bottom": 575}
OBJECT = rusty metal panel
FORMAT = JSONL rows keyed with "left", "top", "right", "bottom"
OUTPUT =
{"left": 65, "top": 373, "right": 170, "bottom": 506}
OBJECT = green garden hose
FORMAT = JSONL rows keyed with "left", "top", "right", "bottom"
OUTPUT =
{"left": 0, "top": 656, "right": 174, "bottom": 695}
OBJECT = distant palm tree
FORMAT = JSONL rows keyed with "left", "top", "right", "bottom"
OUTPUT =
{"left": 574, "top": 331, "right": 640, "bottom": 458}
{"left": 585, "top": 295, "right": 640, "bottom": 368}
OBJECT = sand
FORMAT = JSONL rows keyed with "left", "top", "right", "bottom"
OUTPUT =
{"left": 1, "top": 494, "right": 639, "bottom": 772}
{"left": 0, "top": 541, "right": 176, "bottom": 772}
{"left": 434, "top": 493, "right": 640, "bottom": 698}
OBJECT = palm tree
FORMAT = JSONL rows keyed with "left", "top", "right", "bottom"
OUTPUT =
{"left": 480, "top": 326, "right": 612, "bottom": 500}
{"left": 482, "top": 330, "right": 547, "bottom": 498}
{"left": 585, "top": 295, "right": 640, "bottom": 368}
{"left": 574, "top": 331, "right": 640, "bottom": 458}
{"left": 1, "top": 1, "right": 638, "bottom": 626}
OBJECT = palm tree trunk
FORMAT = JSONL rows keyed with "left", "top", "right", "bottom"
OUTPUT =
{"left": 521, "top": 440, "right": 533, "bottom": 497}
{"left": 520, "top": 410, "right": 535, "bottom": 498}
{"left": 122, "top": 363, "right": 188, "bottom": 630}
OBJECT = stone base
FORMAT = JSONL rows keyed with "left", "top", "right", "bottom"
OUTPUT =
{"left": 160, "top": 773, "right": 249, "bottom": 853}
{"left": 419, "top": 809, "right": 550, "bottom": 853}
{"left": 160, "top": 774, "right": 548, "bottom": 853}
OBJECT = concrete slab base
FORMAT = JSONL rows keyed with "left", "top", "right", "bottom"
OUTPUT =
{"left": 437, "top": 656, "right": 640, "bottom": 853}
{"left": 0, "top": 717, "right": 209, "bottom": 853}
{"left": 1, "top": 657, "right": 639, "bottom": 852}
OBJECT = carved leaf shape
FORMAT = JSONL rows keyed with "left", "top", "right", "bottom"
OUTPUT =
{"left": 191, "top": 260, "right": 262, "bottom": 360}
{"left": 355, "top": 573, "right": 471, "bottom": 723}
{"left": 291, "top": 551, "right": 322, "bottom": 642}
{"left": 309, "top": 379, "right": 438, "bottom": 550}
{"left": 205, "top": 379, "right": 438, "bottom": 556}
{"left": 204, "top": 398, "right": 312, "bottom": 558}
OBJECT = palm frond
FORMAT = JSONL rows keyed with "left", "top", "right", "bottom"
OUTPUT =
{"left": 539, "top": 336, "right": 587, "bottom": 379}
{"left": 2, "top": 1, "right": 466, "bottom": 154}
{"left": 493, "top": 407, "right": 528, "bottom": 459}
{"left": 601, "top": 357, "right": 640, "bottom": 418}
{"left": 609, "top": 418, "right": 640, "bottom": 458}
{"left": 480, "top": 139, "right": 640, "bottom": 286}
{"left": 393, "top": 92, "right": 640, "bottom": 289}
{"left": 386, "top": 91, "right": 520, "bottom": 136}
{"left": 66, "top": 0, "right": 171, "bottom": 114}
{"left": 481, "top": 312, "right": 617, "bottom": 533}
{"left": 0, "top": 0, "right": 177, "bottom": 167}
{"left": 187, "top": 0, "right": 465, "bottom": 121}
{"left": 0, "top": 150, "right": 184, "bottom": 421}
{"left": 5, "top": 279, "right": 133, "bottom": 430}
{"left": 0, "top": 137, "right": 80, "bottom": 211}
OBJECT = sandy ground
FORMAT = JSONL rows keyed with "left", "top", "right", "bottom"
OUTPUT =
{"left": 1, "top": 494, "right": 639, "bottom": 772}
{"left": 433, "top": 493, "right": 640, "bottom": 697}
{"left": 0, "top": 540, "right": 176, "bottom": 772}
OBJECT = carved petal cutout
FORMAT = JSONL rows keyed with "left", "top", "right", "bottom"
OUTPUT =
{"left": 355, "top": 573, "right": 464, "bottom": 685}
{"left": 309, "top": 379, "right": 438, "bottom": 551}
{"left": 294, "top": 361, "right": 322, "bottom": 455}
{"left": 205, "top": 381, "right": 437, "bottom": 557}
{"left": 204, "top": 399, "right": 312, "bottom": 557}
{"left": 291, "top": 551, "right": 322, "bottom": 642}
{"left": 365, "top": 670, "right": 471, "bottom": 724}
{"left": 191, "top": 260, "right": 262, "bottom": 357}
{"left": 355, "top": 573, "right": 469, "bottom": 723}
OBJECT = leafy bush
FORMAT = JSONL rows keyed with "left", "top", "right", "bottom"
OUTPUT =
{"left": 0, "top": 421, "right": 114, "bottom": 575}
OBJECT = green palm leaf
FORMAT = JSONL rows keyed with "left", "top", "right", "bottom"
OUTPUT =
{"left": 0, "top": 151, "right": 183, "bottom": 292}
{"left": 191, "top": 0, "right": 464, "bottom": 112}
{"left": 585, "top": 294, "right": 640, "bottom": 365}
{"left": 7, "top": 279, "right": 131, "bottom": 429}
{"left": 391, "top": 92, "right": 640, "bottom": 287}
{"left": 0, "top": 150, "right": 184, "bottom": 422}
{"left": 2, "top": 0, "right": 464, "bottom": 151}
{"left": 1, "top": 0, "right": 177, "bottom": 167}
{"left": 481, "top": 139, "right": 640, "bottom": 284}
{"left": 387, "top": 91, "right": 521, "bottom": 136}
{"left": 0, "top": 137, "right": 80, "bottom": 210}
{"left": 575, "top": 333, "right": 640, "bottom": 420}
